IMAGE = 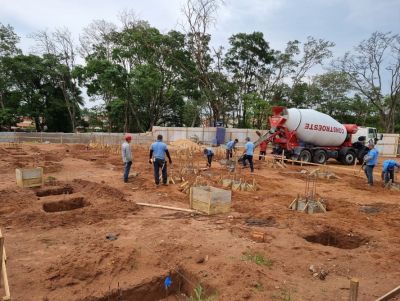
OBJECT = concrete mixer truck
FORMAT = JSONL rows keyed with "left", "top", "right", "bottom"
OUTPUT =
{"left": 254, "top": 107, "right": 382, "bottom": 165}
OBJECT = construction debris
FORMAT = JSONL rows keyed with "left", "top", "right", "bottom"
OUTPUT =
{"left": 384, "top": 181, "right": 400, "bottom": 191}
{"left": 219, "top": 177, "right": 259, "bottom": 191}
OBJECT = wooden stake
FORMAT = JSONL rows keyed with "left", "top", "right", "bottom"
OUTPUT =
{"left": 2, "top": 257, "right": 10, "bottom": 300}
{"left": 350, "top": 278, "right": 359, "bottom": 301}
{"left": 0, "top": 228, "right": 10, "bottom": 300}
{"left": 0, "top": 229, "right": 3, "bottom": 289}
{"left": 136, "top": 202, "right": 197, "bottom": 213}
{"left": 375, "top": 285, "right": 400, "bottom": 301}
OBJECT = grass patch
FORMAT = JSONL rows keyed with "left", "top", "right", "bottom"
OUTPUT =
{"left": 272, "top": 288, "right": 293, "bottom": 301}
{"left": 242, "top": 252, "right": 273, "bottom": 268}
{"left": 254, "top": 282, "right": 264, "bottom": 291}
{"left": 188, "top": 285, "right": 213, "bottom": 301}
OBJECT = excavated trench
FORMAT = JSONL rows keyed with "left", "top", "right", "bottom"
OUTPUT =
{"left": 42, "top": 196, "right": 88, "bottom": 213}
{"left": 304, "top": 229, "right": 368, "bottom": 249}
{"left": 80, "top": 270, "right": 210, "bottom": 301}
{"left": 36, "top": 185, "right": 73, "bottom": 197}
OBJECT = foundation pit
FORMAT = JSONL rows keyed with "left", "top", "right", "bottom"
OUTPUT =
{"left": 42, "top": 196, "right": 87, "bottom": 213}
{"left": 304, "top": 230, "right": 368, "bottom": 249}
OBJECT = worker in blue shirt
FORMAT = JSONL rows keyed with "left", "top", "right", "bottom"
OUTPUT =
{"left": 149, "top": 135, "right": 172, "bottom": 186}
{"left": 363, "top": 143, "right": 379, "bottom": 186}
{"left": 381, "top": 159, "right": 400, "bottom": 184}
{"left": 242, "top": 137, "right": 254, "bottom": 172}
{"left": 203, "top": 147, "right": 214, "bottom": 167}
{"left": 226, "top": 138, "right": 238, "bottom": 160}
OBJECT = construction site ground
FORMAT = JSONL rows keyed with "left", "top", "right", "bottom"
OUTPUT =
{"left": 0, "top": 142, "right": 399, "bottom": 301}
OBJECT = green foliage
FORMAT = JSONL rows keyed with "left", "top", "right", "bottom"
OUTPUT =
{"left": 188, "top": 285, "right": 213, "bottom": 301}
{"left": 242, "top": 252, "right": 273, "bottom": 267}
{"left": 0, "top": 18, "right": 398, "bottom": 133}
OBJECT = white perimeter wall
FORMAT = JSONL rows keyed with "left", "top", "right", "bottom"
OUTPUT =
{"left": 376, "top": 133, "right": 400, "bottom": 157}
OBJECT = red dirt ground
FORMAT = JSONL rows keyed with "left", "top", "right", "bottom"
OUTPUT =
{"left": 0, "top": 142, "right": 399, "bottom": 301}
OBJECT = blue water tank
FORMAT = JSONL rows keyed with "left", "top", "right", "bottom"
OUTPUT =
{"left": 216, "top": 127, "right": 226, "bottom": 145}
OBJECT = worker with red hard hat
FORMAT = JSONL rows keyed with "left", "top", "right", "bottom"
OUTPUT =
{"left": 122, "top": 134, "right": 133, "bottom": 183}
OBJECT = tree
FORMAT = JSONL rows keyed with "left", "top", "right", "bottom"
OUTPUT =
{"left": 2, "top": 54, "right": 75, "bottom": 132}
{"left": 0, "top": 23, "right": 21, "bottom": 57}
{"left": 182, "top": 0, "right": 224, "bottom": 126}
{"left": 310, "top": 71, "right": 352, "bottom": 114}
{"left": 30, "top": 28, "right": 83, "bottom": 132}
{"left": 0, "top": 23, "right": 21, "bottom": 128}
{"left": 334, "top": 31, "right": 400, "bottom": 132}
{"left": 263, "top": 37, "right": 334, "bottom": 106}
{"left": 225, "top": 32, "right": 275, "bottom": 127}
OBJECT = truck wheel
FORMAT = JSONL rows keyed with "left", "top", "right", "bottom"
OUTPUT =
{"left": 313, "top": 150, "right": 327, "bottom": 164}
{"left": 299, "top": 149, "right": 312, "bottom": 163}
{"left": 341, "top": 150, "right": 356, "bottom": 165}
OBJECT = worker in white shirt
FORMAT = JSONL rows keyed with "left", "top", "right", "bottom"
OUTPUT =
{"left": 121, "top": 134, "right": 133, "bottom": 183}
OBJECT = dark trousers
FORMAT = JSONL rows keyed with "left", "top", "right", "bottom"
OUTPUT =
{"left": 123, "top": 161, "right": 132, "bottom": 182}
{"left": 153, "top": 158, "right": 167, "bottom": 184}
{"left": 226, "top": 149, "right": 232, "bottom": 160}
{"left": 207, "top": 154, "right": 213, "bottom": 167}
{"left": 259, "top": 151, "right": 266, "bottom": 160}
{"left": 364, "top": 165, "right": 374, "bottom": 185}
{"left": 243, "top": 155, "right": 254, "bottom": 172}
{"left": 382, "top": 169, "right": 395, "bottom": 183}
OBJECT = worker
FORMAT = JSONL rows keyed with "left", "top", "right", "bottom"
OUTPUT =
{"left": 226, "top": 139, "right": 238, "bottom": 160}
{"left": 363, "top": 142, "right": 379, "bottom": 186}
{"left": 149, "top": 134, "right": 172, "bottom": 186}
{"left": 381, "top": 159, "right": 400, "bottom": 184}
{"left": 203, "top": 147, "right": 214, "bottom": 167}
{"left": 242, "top": 137, "right": 254, "bottom": 172}
{"left": 259, "top": 140, "right": 267, "bottom": 160}
{"left": 121, "top": 134, "right": 133, "bottom": 183}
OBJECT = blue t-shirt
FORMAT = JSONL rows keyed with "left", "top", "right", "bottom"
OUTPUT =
{"left": 382, "top": 160, "right": 400, "bottom": 172}
{"left": 150, "top": 141, "right": 168, "bottom": 160}
{"left": 226, "top": 141, "right": 235, "bottom": 150}
{"left": 205, "top": 148, "right": 214, "bottom": 156}
{"left": 365, "top": 148, "right": 379, "bottom": 166}
{"left": 245, "top": 141, "right": 255, "bottom": 156}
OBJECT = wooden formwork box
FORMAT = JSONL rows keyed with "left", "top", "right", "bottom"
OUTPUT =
{"left": 15, "top": 167, "right": 43, "bottom": 188}
{"left": 190, "top": 186, "right": 232, "bottom": 215}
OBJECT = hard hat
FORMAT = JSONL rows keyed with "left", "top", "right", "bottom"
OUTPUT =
{"left": 125, "top": 134, "right": 132, "bottom": 141}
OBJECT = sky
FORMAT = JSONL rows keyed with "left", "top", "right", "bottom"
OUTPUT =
{"left": 1, "top": 0, "right": 399, "bottom": 106}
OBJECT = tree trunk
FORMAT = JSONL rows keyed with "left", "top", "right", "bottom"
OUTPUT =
{"left": 34, "top": 116, "right": 41, "bottom": 132}
{"left": 0, "top": 93, "right": 4, "bottom": 110}
{"left": 124, "top": 99, "right": 129, "bottom": 133}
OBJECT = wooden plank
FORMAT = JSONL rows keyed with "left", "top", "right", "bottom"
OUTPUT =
{"left": 375, "top": 285, "right": 400, "bottom": 301}
{"left": 350, "top": 278, "right": 359, "bottom": 301}
{"left": 136, "top": 202, "right": 197, "bottom": 213}
{"left": 0, "top": 229, "right": 3, "bottom": 289}
{"left": 2, "top": 257, "right": 10, "bottom": 300}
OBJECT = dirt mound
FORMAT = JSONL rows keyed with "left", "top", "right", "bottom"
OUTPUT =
{"left": 1, "top": 180, "right": 139, "bottom": 229}
{"left": 45, "top": 242, "right": 139, "bottom": 291}
{"left": 170, "top": 139, "right": 200, "bottom": 149}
